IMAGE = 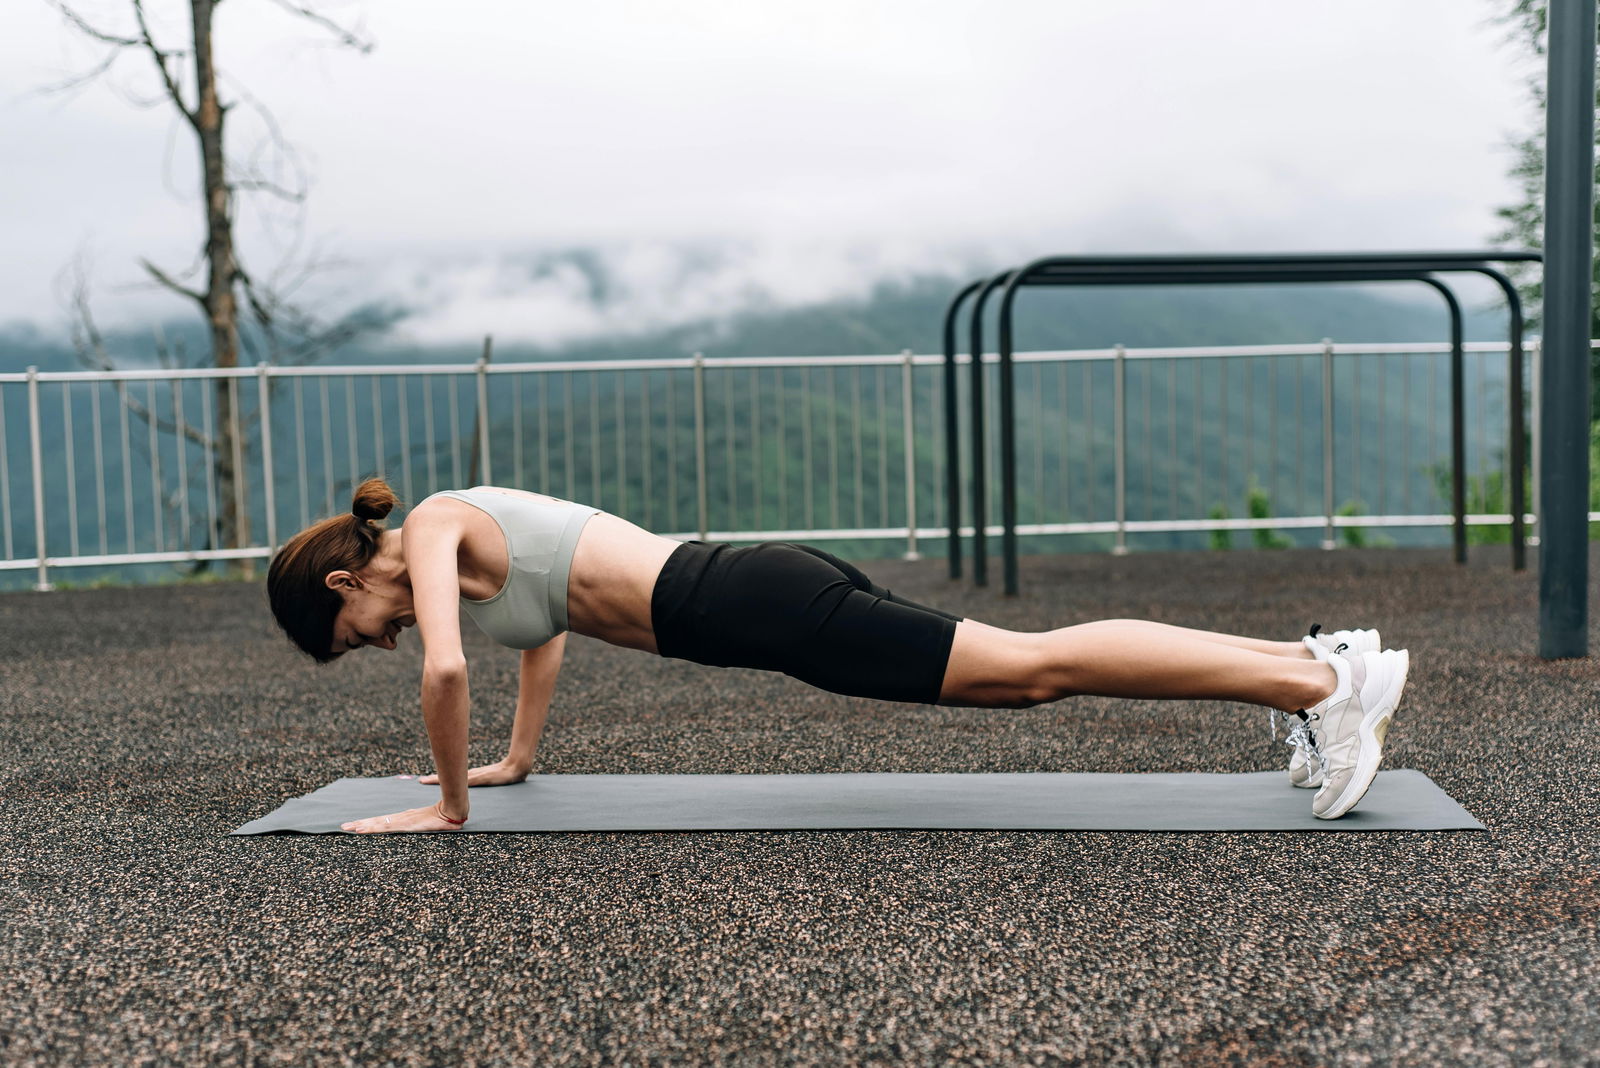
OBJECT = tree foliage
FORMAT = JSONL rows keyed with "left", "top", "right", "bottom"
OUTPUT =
{"left": 1490, "top": 0, "right": 1600, "bottom": 423}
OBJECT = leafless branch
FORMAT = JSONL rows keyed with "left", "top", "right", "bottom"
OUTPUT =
{"left": 121, "top": 380, "right": 212, "bottom": 451}
{"left": 150, "top": 322, "right": 176, "bottom": 370}
{"left": 219, "top": 71, "right": 310, "bottom": 203}
{"left": 234, "top": 262, "right": 277, "bottom": 362}
{"left": 46, "top": 1, "right": 139, "bottom": 47}
{"left": 231, "top": 176, "right": 307, "bottom": 202}
{"left": 131, "top": 0, "right": 196, "bottom": 125}
{"left": 140, "top": 258, "right": 207, "bottom": 306}
{"left": 64, "top": 268, "right": 115, "bottom": 376}
{"left": 34, "top": 47, "right": 123, "bottom": 96}
{"left": 236, "top": 253, "right": 383, "bottom": 369}
{"left": 61, "top": 262, "right": 213, "bottom": 448}
{"left": 46, "top": 2, "right": 196, "bottom": 119}
{"left": 262, "top": 0, "right": 375, "bottom": 53}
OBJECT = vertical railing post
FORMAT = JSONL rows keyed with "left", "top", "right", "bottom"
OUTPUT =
{"left": 1113, "top": 344, "right": 1129, "bottom": 556}
{"left": 229, "top": 377, "right": 247, "bottom": 552}
{"left": 475, "top": 351, "right": 493, "bottom": 486}
{"left": 901, "top": 348, "right": 920, "bottom": 560}
{"left": 1321, "top": 338, "right": 1337, "bottom": 550}
{"left": 693, "top": 352, "right": 708, "bottom": 541}
{"left": 257, "top": 363, "right": 277, "bottom": 555}
{"left": 26, "top": 367, "right": 50, "bottom": 591}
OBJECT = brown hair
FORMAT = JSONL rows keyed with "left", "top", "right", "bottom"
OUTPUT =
{"left": 267, "top": 476, "right": 402, "bottom": 663}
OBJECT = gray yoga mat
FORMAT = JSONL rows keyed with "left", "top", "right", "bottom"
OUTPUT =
{"left": 232, "top": 769, "right": 1482, "bottom": 834}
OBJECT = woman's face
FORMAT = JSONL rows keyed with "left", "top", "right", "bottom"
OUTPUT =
{"left": 324, "top": 571, "right": 416, "bottom": 654}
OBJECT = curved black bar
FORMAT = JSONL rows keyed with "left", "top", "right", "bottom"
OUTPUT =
{"left": 942, "top": 280, "right": 984, "bottom": 580}
{"left": 1419, "top": 277, "right": 1468, "bottom": 565}
{"left": 994, "top": 269, "right": 1031, "bottom": 598}
{"left": 1031, "top": 251, "right": 1541, "bottom": 270}
{"left": 990, "top": 260, "right": 1485, "bottom": 596}
{"left": 1007, "top": 267, "right": 1473, "bottom": 286}
{"left": 967, "top": 272, "right": 1016, "bottom": 588}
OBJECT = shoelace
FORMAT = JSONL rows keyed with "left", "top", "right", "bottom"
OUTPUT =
{"left": 1288, "top": 715, "right": 1324, "bottom": 770}
{"left": 1269, "top": 708, "right": 1325, "bottom": 770}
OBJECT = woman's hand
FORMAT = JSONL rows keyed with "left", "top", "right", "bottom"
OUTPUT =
{"left": 340, "top": 804, "right": 465, "bottom": 834}
{"left": 418, "top": 758, "right": 530, "bottom": 788}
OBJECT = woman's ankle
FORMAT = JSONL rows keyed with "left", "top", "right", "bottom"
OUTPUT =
{"left": 1293, "top": 661, "right": 1340, "bottom": 710}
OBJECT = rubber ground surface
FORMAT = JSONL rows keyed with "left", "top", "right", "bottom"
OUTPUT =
{"left": 2, "top": 544, "right": 1597, "bottom": 1065}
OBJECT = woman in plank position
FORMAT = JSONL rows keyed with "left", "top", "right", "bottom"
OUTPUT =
{"left": 268, "top": 478, "right": 1408, "bottom": 831}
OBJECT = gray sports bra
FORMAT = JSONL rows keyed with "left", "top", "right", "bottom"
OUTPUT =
{"left": 424, "top": 487, "right": 600, "bottom": 649}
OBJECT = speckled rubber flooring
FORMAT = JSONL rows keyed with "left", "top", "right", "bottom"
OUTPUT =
{"left": 2, "top": 544, "right": 1597, "bottom": 1065}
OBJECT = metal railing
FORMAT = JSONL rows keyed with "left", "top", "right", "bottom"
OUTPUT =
{"left": 0, "top": 340, "right": 1591, "bottom": 591}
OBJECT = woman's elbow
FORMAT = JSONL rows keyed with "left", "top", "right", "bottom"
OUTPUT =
{"left": 424, "top": 657, "right": 468, "bottom": 684}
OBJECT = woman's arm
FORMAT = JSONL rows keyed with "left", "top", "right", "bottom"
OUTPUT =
{"left": 406, "top": 510, "right": 473, "bottom": 817}
{"left": 420, "top": 634, "right": 565, "bottom": 786}
{"left": 506, "top": 632, "right": 566, "bottom": 772}
{"left": 340, "top": 507, "right": 473, "bottom": 833}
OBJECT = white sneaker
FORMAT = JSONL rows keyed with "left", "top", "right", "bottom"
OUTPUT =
{"left": 1305, "top": 624, "right": 1381, "bottom": 661}
{"left": 1279, "top": 625, "right": 1382, "bottom": 788}
{"left": 1308, "top": 649, "right": 1409, "bottom": 820}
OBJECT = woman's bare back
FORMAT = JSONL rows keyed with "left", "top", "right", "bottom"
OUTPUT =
{"left": 412, "top": 486, "right": 680, "bottom": 655}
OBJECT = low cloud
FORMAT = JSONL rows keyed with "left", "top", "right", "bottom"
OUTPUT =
{"left": 374, "top": 238, "right": 997, "bottom": 347}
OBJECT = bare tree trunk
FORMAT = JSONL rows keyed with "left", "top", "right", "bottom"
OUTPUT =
{"left": 190, "top": 0, "right": 250, "bottom": 567}
{"left": 49, "top": 1, "right": 372, "bottom": 577}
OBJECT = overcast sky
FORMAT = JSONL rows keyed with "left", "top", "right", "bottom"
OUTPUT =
{"left": 5, "top": 0, "right": 1539, "bottom": 344}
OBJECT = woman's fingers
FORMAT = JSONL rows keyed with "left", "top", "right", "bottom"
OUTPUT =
{"left": 417, "top": 762, "right": 524, "bottom": 788}
{"left": 339, "top": 805, "right": 461, "bottom": 834}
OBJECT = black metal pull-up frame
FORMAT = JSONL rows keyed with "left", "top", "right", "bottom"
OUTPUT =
{"left": 941, "top": 251, "right": 1542, "bottom": 592}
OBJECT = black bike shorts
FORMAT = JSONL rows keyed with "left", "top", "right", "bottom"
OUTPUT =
{"left": 650, "top": 540, "right": 963, "bottom": 705}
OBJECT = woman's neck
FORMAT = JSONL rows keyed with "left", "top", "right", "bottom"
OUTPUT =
{"left": 371, "top": 528, "right": 409, "bottom": 586}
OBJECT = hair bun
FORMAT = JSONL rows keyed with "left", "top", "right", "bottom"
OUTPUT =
{"left": 350, "top": 477, "right": 400, "bottom": 523}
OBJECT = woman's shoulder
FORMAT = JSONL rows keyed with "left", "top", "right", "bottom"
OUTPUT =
{"left": 457, "top": 485, "right": 593, "bottom": 510}
{"left": 406, "top": 486, "right": 597, "bottom": 522}
{"left": 404, "top": 490, "right": 477, "bottom": 527}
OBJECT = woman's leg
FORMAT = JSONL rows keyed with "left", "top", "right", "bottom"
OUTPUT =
{"left": 938, "top": 618, "right": 1337, "bottom": 712}
{"left": 771, "top": 544, "right": 1324, "bottom": 709}
{"left": 1080, "top": 619, "right": 1314, "bottom": 660}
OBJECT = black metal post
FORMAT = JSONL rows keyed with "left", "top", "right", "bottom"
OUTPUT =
{"left": 1539, "top": 0, "right": 1595, "bottom": 659}
{"left": 942, "top": 281, "right": 982, "bottom": 580}
{"left": 967, "top": 273, "right": 1013, "bottom": 588}
{"left": 996, "top": 280, "right": 1020, "bottom": 596}
{"left": 1422, "top": 278, "right": 1468, "bottom": 564}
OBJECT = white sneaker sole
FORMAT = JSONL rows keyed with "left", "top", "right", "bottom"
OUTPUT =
{"left": 1314, "top": 649, "right": 1409, "bottom": 820}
